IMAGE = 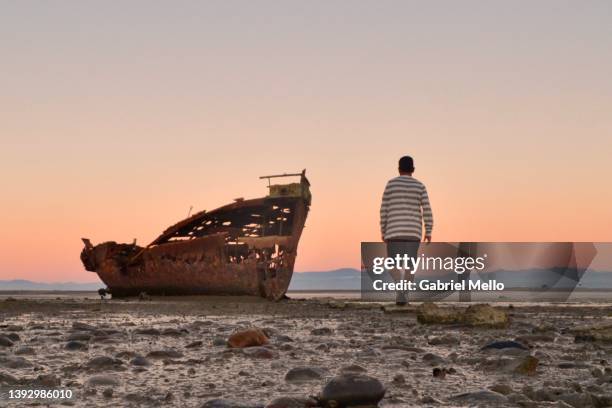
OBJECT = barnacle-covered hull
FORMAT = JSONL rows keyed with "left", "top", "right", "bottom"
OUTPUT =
{"left": 81, "top": 172, "right": 311, "bottom": 301}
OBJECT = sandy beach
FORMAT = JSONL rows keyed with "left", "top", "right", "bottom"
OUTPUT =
{"left": 0, "top": 294, "right": 611, "bottom": 407}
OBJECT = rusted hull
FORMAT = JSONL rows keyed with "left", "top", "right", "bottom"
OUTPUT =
{"left": 93, "top": 236, "right": 297, "bottom": 299}
{"left": 81, "top": 183, "right": 310, "bottom": 301}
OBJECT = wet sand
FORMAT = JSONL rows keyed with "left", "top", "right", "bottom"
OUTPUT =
{"left": 1, "top": 294, "right": 612, "bottom": 407}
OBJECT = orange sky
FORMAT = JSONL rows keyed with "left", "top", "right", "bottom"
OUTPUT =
{"left": 1, "top": 2, "right": 611, "bottom": 282}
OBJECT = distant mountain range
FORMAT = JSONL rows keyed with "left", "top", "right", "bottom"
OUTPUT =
{"left": 2, "top": 267, "right": 612, "bottom": 291}
{"left": 288, "top": 268, "right": 361, "bottom": 291}
{"left": 0, "top": 269, "right": 363, "bottom": 291}
{"left": 0, "top": 279, "right": 102, "bottom": 291}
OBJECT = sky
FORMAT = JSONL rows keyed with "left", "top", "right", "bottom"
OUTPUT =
{"left": 1, "top": 1, "right": 611, "bottom": 282}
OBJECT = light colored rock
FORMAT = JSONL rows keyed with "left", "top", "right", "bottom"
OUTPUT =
{"left": 416, "top": 303, "right": 508, "bottom": 328}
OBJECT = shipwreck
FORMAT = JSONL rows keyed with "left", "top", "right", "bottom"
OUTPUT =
{"left": 81, "top": 171, "right": 311, "bottom": 300}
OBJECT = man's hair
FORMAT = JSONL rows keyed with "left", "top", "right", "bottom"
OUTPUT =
{"left": 398, "top": 156, "right": 414, "bottom": 173}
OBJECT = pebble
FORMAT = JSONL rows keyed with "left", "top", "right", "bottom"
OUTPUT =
{"left": 85, "top": 374, "right": 120, "bottom": 387}
{"left": 422, "top": 353, "right": 446, "bottom": 366}
{"left": 428, "top": 334, "right": 460, "bottom": 346}
{"left": 489, "top": 383, "right": 513, "bottom": 395}
{"left": 0, "top": 336, "right": 14, "bottom": 347}
{"left": 162, "top": 328, "right": 184, "bottom": 336}
{"left": 73, "top": 322, "right": 96, "bottom": 331}
{"left": 420, "top": 395, "right": 443, "bottom": 404}
{"left": 318, "top": 374, "right": 385, "bottom": 407}
{"left": 147, "top": 349, "right": 184, "bottom": 359}
{"left": 228, "top": 328, "right": 268, "bottom": 348}
{"left": 200, "top": 399, "right": 264, "bottom": 408}
{"left": 14, "top": 346, "right": 35, "bottom": 355}
{"left": 130, "top": 355, "right": 151, "bottom": 366}
{"left": 186, "top": 340, "right": 203, "bottom": 348}
{"left": 450, "top": 389, "right": 508, "bottom": 404}
{"left": 213, "top": 337, "right": 227, "bottom": 346}
{"left": 481, "top": 340, "right": 529, "bottom": 351}
{"left": 0, "top": 356, "right": 32, "bottom": 369}
{"left": 311, "top": 327, "right": 333, "bottom": 336}
{"left": 284, "top": 366, "right": 327, "bottom": 382}
{"left": 86, "top": 356, "right": 123, "bottom": 370}
{"left": 134, "top": 327, "right": 160, "bottom": 335}
{"left": 340, "top": 364, "right": 367, "bottom": 374}
{"left": 33, "top": 373, "right": 60, "bottom": 387}
{"left": 65, "top": 341, "right": 88, "bottom": 351}
{"left": 265, "top": 396, "right": 317, "bottom": 408}
{"left": 67, "top": 332, "right": 92, "bottom": 341}
{"left": 242, "top": 346, "right": 277, "bottom": 359}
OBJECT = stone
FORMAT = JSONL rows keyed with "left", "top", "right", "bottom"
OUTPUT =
{"left": 14, "top": 346, "right": 35, "bottom": 355}
{"left": 432, "top": 367, "right": 446, "bottom": 379}
{"left": 463, "top": 304, "right": 509, "bottom": 328}
{"left": 284, "top": 367, "right": 327, "bottom": 383}
{"left": 416, "top": 303, "right": 460, "bottom": 324}
{"left": 489, "top": 383, "right": 513, "bottom": 395}
{"left": 85, "top": 375, "right": 120, "bottom": 387}
{"left": 186, "top": 340, "right": 203, "bottom": 348}
{"left": 450, "top": 390, "right": 508, "bottom": 404}
{"left": 265, "top": 396, "right": 318, "bottom": 408}
{"left": 339, "top": 364, "right": 367, "bottom": 374}
{"left": 422, "top": 353, "right": 446, "bottom": 366}
{"left": 33, "top": 374, "right": 60, "bottom": 387}
{"left": 311, "top": 327, "right": 333, "bottom": 336}
{"left": 0, "top": 336, "right": 14, "bottom": 347}
{"left": 86, "top": 356, "right": 124, "bottom": 370}
{"left": 134, "top": 327, "right": 161, "bottom": 335}
{"left": 242, "top": 346, "right": 277, "bottom": 359}
{"left": 480, "top": 355, "right": 539, "bottom": 376}
{"left": 124, "top": 392, "right": 156, "bottom": 405}
{"left": 481, "top": 340, "right": 528, "bottom": 351}
{"left": 227, "top": 328, "right": 268, "bottom": 348}
{"left": 147, "top": 349, "right": 184, "bottom": 359}
{"left": 420, "top": 395, "right": 443, "bottom": 404}
{"left": 416, "top": 303, "right": 508, "bottom": 328}
{"left": 0, "top": 372, "right": 18, "bottom": 385}
{"left": 558, "top": 362, "right": 591, "bottom": 369}
{"left": 67, "top": 332, "right": 92, "bottom": 341}
{"left": 65, "top": 341, "right": 88, "bottom": 351}
{"left": 512, "top": 355, "right": 539, "bottom": 376}
{"left": 213, "top": 337, "right": 227, "bottom": 346}
{"left": 130, "top": 355, "right": 151, "bottom": 366}
{"left": 573, "top": 325, "right": 612, "bottom": 343}
{"left": 0, "top": 356, "right": 32, "bottom": 369}
{"left": 428, "top": 334, "right": 460, "bottom": 346}
{"left": 200, "top": 399, "right": 264, "bottom": 408}
{"left": 161, "top": 328, "right": 184, "bottom": 336}
{"left": 319, "top": 374, "right": 385, "bottom": 407}
{"left": 73, "top": 322, "right": 96, "bottom": 331}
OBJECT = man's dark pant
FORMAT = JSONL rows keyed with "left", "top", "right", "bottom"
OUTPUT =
{"left": 386, "top": 238, "right": 420, "bottom": 304}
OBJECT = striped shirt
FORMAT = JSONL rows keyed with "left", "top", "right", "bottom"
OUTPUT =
{"left": 380, "top": 175, "right": 433, "bottom": 240}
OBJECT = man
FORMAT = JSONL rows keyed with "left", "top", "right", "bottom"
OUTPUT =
{"left": 380, "top": 156, "right": 434, "bottom": 305}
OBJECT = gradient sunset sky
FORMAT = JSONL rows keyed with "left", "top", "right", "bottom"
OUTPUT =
{"left": 1, "top": 1, "right": 611, "bottom": 283}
